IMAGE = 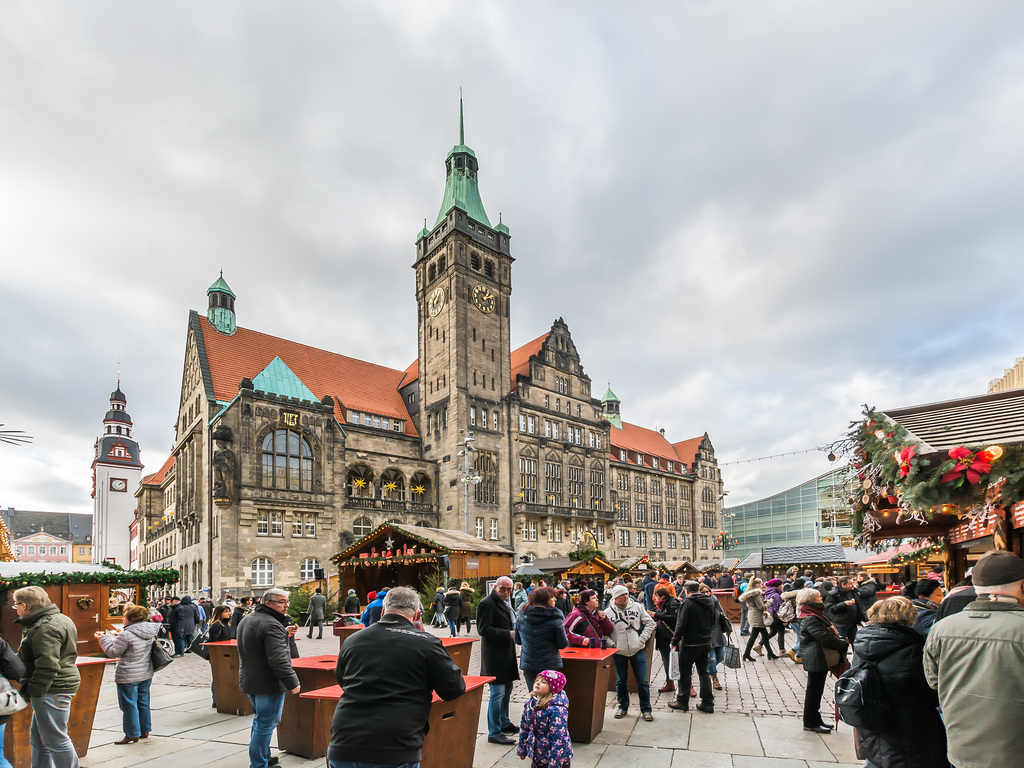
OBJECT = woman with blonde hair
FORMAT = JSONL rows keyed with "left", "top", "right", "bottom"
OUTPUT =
{"left": 850, "top": 597, "right": 948, "bottom": 766}
{"left": 797, "top": 588, "right": 848, "bottom": 733}
{"left": 739, "top": 578, "right": 779, "bottom": 661}
{"left": 95, "top": 604, "right": 161, "bottom": 744}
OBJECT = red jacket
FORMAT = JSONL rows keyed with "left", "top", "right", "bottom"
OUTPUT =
{"left": 563, "top": 605, "right": 614, "bottom": 647}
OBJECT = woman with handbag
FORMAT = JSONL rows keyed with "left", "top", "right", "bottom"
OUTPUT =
{"left": 206, "top": 606, "right": 233, "bottom": 708}
{"left": 698, "top": 583, "right": 732, "bottom": 690}
{"left": 648, "top": 586, "right": 680, "bottom": 693}
{"left": 0, "top": 635, "right": 26, "bottom": 768}
{"left": 739, "top": 579, "right": 779, "bottom": 661}
{"left": 95, "top": 604, "right": 161, "bottom": 744}
{"left": 797, "top": 588, "right": 848, "bottom": 733}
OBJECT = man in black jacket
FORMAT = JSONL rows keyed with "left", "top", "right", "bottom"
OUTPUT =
{"left": 237, "top": 589, "right": 300, "bottom": 768}
{"left": 824, "top": 576, "right": 867, "bottom": 643}
{"left": 476, "top": 576, "right": 519, "bottom": 745}
{"left": 668, "top": 581, "right": 717, "bottom": 714}
{"left": 330, "top": 587, "right": 465, "bottom": 767}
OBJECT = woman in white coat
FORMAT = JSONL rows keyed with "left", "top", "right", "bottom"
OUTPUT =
{"left": 96, "top": 604, "right": 162, "bottom": 744}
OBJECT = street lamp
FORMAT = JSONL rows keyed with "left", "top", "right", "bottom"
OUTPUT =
{"left": 457, "top": 434, "right": 482, "bottom": 534}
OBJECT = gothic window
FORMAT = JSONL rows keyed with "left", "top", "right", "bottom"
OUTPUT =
{"left": 651, "top": 479, "right": 661, "bottom": 496}
{"left": 347, "top": 466, "right": 374, "bottom": 497}
{"left": 353, "top": 516, "right": 373, "bottom": 538}
{"left": 668, "top": 533, "right": 676, "bottom": 549}
{"left": 544, "top": 460, "right": 562, "bottom": 505}
{"left": 567, "top": 463, "right": 584, "bottom": 507}
{"left": 438, "top": 255, "right": 446, "bottom": 271}
{"left": 410, "top": 472, "right": 432, "bottom": 504}
{"left": 616, "top": 473, "right": 628, "bottom": 491}
{"left": 635, "top": 502, "right": 646, "bottom": 524}
{"left": 667, "top": 506, "right": 676, "bottom": 526}
{"left": 634, "top": 476, "right": 646, "bottom": 494}
{"left": 484, "top": 260, "right": 494, "bottom": 278}
{"left": 300, "top": 558, "right": 321, "bottom": 582}
{"left": 428, "top": 264, "right": 436, "bottom": 282}
{"left": 589, "top": 468, "right": 604, "bottom": 510}
{"left": 666, "top": 483, "right": 675, "bottom": 498}
{"left": 471, "top": 252, "right": 481, "bottom": 270}
{"left": 681, "top": 533, "right": 691, "bottom": 549}
{"left": 380, "top": 469, "right": 406, "bottom": 501}
{"left": 519, "top": 457, "right": 538, "bottom": 503}
{"left": 652, "top": 504, "right": 662, "bottom": 524}
{"left": 262, "top": 429, "right": 313, "bottom": 491}
{"left": 637, "top": 531, "right": 647, "bottom": 548}
{"left": 474, "top": 450, "right": 498, "bottom": 504}
{"left": 416, "top": 520, "right": 432, "bottom": 528}
{"left": 251, "top": 557, "right": 274, "bottom": 587}
{"left": 618, "top": 500, "right": 630, "bottom": 522}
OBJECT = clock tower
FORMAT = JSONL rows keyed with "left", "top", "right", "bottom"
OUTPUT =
{"left": 91, "top": 382, "right": 144, "bottom": 566}
{"left": 414, "top": 101, "right": 514, "bottom": 541}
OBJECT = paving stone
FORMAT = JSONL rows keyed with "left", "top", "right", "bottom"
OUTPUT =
{"left": 596, "top": 744, "right": 674, "bottom": 768}
{"left": 687, "top": 713, "right": 763, "bottom": 757}
{"left": 731, "top": 757, "right": 809, "bottom": 768}
{"left": 819, "top": 728, "right": 859, "bottom": 764}
{"left": 626, "top": 710, "right": 689, "bottom": 749}
{"left": 670, "top": 749, "right": 734, "bottom": 768}
{"left": 755, "top": 718, "right": 839, "bottom": 762}
{"left": 591, "top": 710, "right": 637, "bottom": 745}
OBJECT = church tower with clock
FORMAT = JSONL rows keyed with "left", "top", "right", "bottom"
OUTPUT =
{"left": 91, "top": 382, "right": 144, "bottom": 566}
{"left": 414, "top": 101, "right": 514, "bottom": 541}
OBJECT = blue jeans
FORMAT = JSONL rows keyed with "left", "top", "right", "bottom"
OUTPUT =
{"left": 29, "top": 693, "right": 77, "bottom": 768}
{"left": 247, "top": 692, "right": 285, "bottom": 768}
{"left": 0, "top": 722, "right": 12, "bottom": 768}
{"left": 740, "top": 602, "right": 749, "bottom": 632}
{"left": 486, "top": 681, "right": 514, "bottom": 738}
{"left": 706, "top": 646, "right": 726, "bottom": 675}
{"left": 791, "top": 618, "right": 802, "bottom": 656}
{"left": 612, "top": 651, "right": 652, "bottom": 713}
{"left": 330, "top": 762, "right": 420, "bottom": 768}
{"left": 173, "top": 627, "right": 189, "bottom": 655}
{"left": 116, "top": 679, "right": 152, "bottom": 738}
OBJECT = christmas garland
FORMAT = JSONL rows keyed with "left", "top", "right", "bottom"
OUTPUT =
{"left": 337, "top": 554, "right": 441, "bottom": 568}
{"left": 0, "top": 567, "right": 180, "bottom": 606}
{"left": 568, "top": 548, "right": 607, "bottom": 562}
{"left": 844, "top": 406, "right": 1024, "bottom": 539}
{"left": 888, "top": 541, "right": 946, "bottom": 567}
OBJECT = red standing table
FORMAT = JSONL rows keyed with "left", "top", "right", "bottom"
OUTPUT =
{"left": 440, "top": 637, "right": 477, "bottom": 675}
{"left": 205, "top": 640, "right": 253, "bottom": 715}
{"left": 333, "top": 621, "right": 364, "bottom": 651}
{"left": 560, "top": 647, "right": 617, "bottom": 742}
{"left": 301, "top": 675, "right": 493, "bottom": 768}
{"left": 279, "top": 654, "right": 338, "bottom": 758}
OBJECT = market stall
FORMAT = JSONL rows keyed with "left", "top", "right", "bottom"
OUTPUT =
{"left": 530, "top": 554, "right": 618, "bottom": 585}
{"left": 759, "top": 544, "right": 854, "bottom": 579}
{"left": 334, "top": 524, "right": 512, "bottom": 597}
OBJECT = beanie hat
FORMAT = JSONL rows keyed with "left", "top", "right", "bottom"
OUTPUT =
{"left": 972, "top": 550, "right": 1024, "bottom": 586}
{"left": 610, "top": 584, "right": 629, "bottom": 599}
{"left": 367, "top": 591, "right": 377, "bottom": 601}
{"left": 537, "top": 669, "right": 566, "bottom": 695}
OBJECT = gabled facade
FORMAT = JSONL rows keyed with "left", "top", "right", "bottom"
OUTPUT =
{"left": 141, "top": 106, "right": 725, "bottom": 597}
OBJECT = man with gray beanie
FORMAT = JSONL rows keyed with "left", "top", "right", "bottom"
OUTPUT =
{"left": 924, "top": 550, "right": 1024, "bottom": 768}
{"left": 606, "top": 583, "right": 656, "bottom": 721}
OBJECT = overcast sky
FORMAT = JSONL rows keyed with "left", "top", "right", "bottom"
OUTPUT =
{"left": 2, "top": 1, "right": 1023, "bottom": 516}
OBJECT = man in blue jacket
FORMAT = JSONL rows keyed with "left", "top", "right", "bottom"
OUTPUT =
{"left": 360, "top": 588, "right": 388, "bottom": 626}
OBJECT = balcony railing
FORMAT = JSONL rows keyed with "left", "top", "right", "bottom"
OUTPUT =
{"left": 515, "top": 502, "right": 615, "bottom": 521}
{"left": 345, "top": 497, "right": 439, "bottom": 517}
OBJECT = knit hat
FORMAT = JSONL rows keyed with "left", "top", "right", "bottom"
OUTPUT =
{"left": 972, "top": 550, "right": 1024, "bottom": 586}
{"left": 610, "top": 584, "right": 629, "bottom": 599}
{"left": 367, "top": 591, "right": 377, "bottom": 601}
{"left": 537, "top": 670, "right": 566, "bottom": 695}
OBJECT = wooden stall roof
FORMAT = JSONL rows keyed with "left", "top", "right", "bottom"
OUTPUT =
{"left": 334, "top": 523, "right": 511, "bottom": 563}
{"left": 664, "top": 560, "right": 701, "bottom": 574}
{"left": 761, "top": 544, "right": 852, "bottom": 567}
{"left": 531, "top": 555, "right": 617, "bottom": 576}
{"left": 692, "top": 557, "right": 741, "bottom": 573}
{"left": 882, "top": 389, "right": 1024, "bottom": 454}
{"left": 735, "top": 552, "right": 762, "bottom": 570}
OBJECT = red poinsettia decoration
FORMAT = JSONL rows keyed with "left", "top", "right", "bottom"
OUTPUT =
{"left": 940, "top": 446, "right": 992, "bottom": 486}
{"left": 894, "top": 445, "right": 917, "bottom": 478}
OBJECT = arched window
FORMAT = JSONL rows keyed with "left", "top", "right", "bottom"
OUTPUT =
{"left": 300, "top": 558, "right": 321, "bottom": 582}
{"left": 410, "top": 472, "right": 432, "bottom": 505}
{"left": 353, "top": 517, "right": 373, "bottom": 538}
{"left": 416, "top": 521, "right": 432, "bottom": 528}
{"left": 347, "top": 466, "right": 374, "bottom": 497}
{"left": 251, "top": 557, "right": 274, "bottom": 587}
{"left": 380, "top": 468, "right": 406, "bottom": 501}
{"left": 262, "top": 430, "right": 313, "bottom": 491}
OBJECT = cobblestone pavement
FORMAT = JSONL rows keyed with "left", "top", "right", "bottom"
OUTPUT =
{"left": 81, "top": 622, "right": 856, "bottom": 768}
{"left": 133, "top": 622, "right": 834, "bottom": 721}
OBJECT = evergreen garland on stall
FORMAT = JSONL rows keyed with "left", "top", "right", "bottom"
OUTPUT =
{"left": 0, "top": 567, "right": 180, "bottom": 606}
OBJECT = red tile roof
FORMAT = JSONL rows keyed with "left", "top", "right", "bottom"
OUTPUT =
{"left": 400, "top": 359, "right": 419, "bottom": 389}
{"left": 672, "top": 436, "right": 705, "bottom": 468}
{"left": 197, "top": 316, "right": 418, "bottom": 437}
{"left": 609, "top": 421, "right": 684, "bottom": 471}
{"left": 141, "top": 454, "right": 174, "bottom": 486}
{"left": 510, "top": 332, "right": 550, "bottom": 390}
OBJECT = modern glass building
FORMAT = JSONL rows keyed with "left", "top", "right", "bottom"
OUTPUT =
{"left": 724, "top": 467, "right": 858, "bottom": 557}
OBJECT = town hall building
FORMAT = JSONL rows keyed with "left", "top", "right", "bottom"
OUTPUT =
{"left": 136, "top": 109, "right": 725, "bottom": 597}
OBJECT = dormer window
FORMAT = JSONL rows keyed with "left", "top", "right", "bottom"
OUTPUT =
{"left": 636, "top": 453, "right": 644, "bottom": 466}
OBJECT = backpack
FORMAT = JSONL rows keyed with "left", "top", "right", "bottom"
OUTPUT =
{"left": 835, "top": 660, "right": 889, "bottom": 729}
{"left": 777, "top": 598, "right": 796, "bottom": 624}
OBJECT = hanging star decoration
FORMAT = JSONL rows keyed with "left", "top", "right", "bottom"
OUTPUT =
{"left": 353, "top": 478, "right": 367, "bottom": 488}
{"left": 412, "top": 485, "right": 426, "bottom": 495}
{"left": 385, "top": 482, "right": 398, "bottom": 492}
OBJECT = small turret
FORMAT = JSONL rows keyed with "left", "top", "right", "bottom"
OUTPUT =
{"left": 207, "top": 271, "right": 236, "bottom": 335}
{"left": 601, "top": 385, "right": 622, "bottom": 430}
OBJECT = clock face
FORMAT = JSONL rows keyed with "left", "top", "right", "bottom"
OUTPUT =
{"left": 428, "top": 286, "right": 445, "bottom": 317}
{"left": 472, "top": 284, "right": 496, "bottom": 314}
{"left": 109, "top": 478, "right": 127, "bottom": 492}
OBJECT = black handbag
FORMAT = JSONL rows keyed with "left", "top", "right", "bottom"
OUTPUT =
{"left": 188, "top": 630, "right": 210, "bottom": 660}
{"left": 151, "top": 640, "right": 174, "bottom": 671}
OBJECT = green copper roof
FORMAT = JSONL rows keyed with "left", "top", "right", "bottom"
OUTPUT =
{"left": 434, "top": 99, "right": 490, "bottom": 228}
{"left": 494, "top": 213, "right": 509, "bottom": 235}
{"left": 207, "top": 272, "right": 236, "bottom": 298}
{"left": 602, "top": 386, "right": 620, "bottom": 404}
{"left": 604, "top": 413, "right": 623, "bottom": 430}
{"left": 252, "top": 357, "right": 318, "bottom": 403}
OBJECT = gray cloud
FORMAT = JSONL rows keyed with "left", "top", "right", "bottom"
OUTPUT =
{"left": 2, "top": 1, "right": 1023, "bottom": 514}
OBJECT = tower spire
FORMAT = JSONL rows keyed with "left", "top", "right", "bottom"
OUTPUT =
{"left": 459, "top": 90, "right": 465, "bottom": 145}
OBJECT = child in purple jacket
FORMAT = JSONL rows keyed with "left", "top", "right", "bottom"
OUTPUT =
{"left": 517, "top": 669, "right": 573, "bottom": 768}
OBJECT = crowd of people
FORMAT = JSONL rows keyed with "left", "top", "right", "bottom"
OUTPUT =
{"left": 5, "top": 550, "right": 1024, "bottom": 768}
